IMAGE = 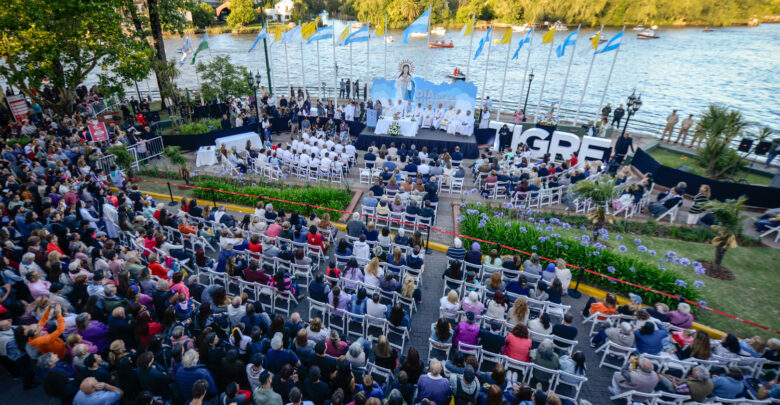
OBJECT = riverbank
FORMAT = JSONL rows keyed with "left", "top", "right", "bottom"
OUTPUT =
{"left": 166, "top": 15, "right": 780, "bottom": 37}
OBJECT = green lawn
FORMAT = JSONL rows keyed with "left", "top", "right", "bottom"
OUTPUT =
{"left": 649, "top": 148, "right": 772, "bottom": 186}
{"left": 545, "top": 224, "right": 780, "bottom": 339}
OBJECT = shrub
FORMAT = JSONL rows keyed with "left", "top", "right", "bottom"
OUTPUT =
{"left": 191, "top": 180, "right": 352, "bottom": 218}
{"left": 177, "top": 119, "right": 221, "bottom": 135}
{"left": 459, "top": 208, "right": 700, "bottom": 307}
{"left": 4, "top": 137, "right": 33, "bottom": 147}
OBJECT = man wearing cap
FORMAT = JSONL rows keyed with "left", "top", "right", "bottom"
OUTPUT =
{"left": 449, "top": 364, "right": 479, "bottom": 405}
{"left": 452, "top": 311, "right": 480, "bottom": 351}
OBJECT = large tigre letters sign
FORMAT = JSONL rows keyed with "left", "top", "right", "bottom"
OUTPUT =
{"left": 511, "top": 128, "right": 612, "bottom": 162}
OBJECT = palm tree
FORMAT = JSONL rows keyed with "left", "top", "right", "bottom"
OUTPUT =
{"left": 571, "top": 177, "right": 626, "bottom": 241}
{"left": 702, "top": 196, "right": 747, "bottom": 277}
{"left": 398, "top": 0, "right": 421, "bottom": 22}
{"left": 693, "top": 104, "right": 749, "bottom": 178}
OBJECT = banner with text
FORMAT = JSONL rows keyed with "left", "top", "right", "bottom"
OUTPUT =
{"left": 88, "top": 121, "right": 110, "bottom": 142}
{"left": 6, "top": 94, "right": 29, "bottom": 122}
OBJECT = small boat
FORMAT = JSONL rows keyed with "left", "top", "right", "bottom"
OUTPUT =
{"left": 429, "top": 40, "right": 454, "bottom": 48}
{"left": 431, "top": 26, "right": 446, "bottom": 36}
{"left": 447, "top": 70, "right": 466, "bottom": 81}
{"left": 385, "top": 36, "right": 394, "bottom": 43}
{"left": 651, "top": 25, "right": 658, "bottom": 30}
{"left": 352, "top": 22, "right": 364, "bottom": 29}
{"left": 550, "top": 21, "right": 568, "bottom": 31}
{"left": 633, "top": 25, "right": 645, "bottom": 31}
{"left": 702, "top": 27, "right": 713, "bottom": 32}
{"left": 637, "top": 29, "right": 659, "bottom": 39}
{"left": 409, "top": 32, "right": 427, "bottom": 38}
{"left": 512, "top": 24, "right": 531, "bottom": 32}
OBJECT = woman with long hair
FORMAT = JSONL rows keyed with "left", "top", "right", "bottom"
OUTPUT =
{"left": 373, "top": 335, "right": 398, "bottom": 370}
{"left": 508, "top": 296, "right": 529, "bottom": 325}
{"left": 364, "top": 257, "right": 383, "bottom": 287}
{"left": 430, "top": 317, "right": 452, "bottom": 344}
{"left": 677, "top": 330, "right": 712, "bottom": 360}
{"left": 400, "top": 346, "right": 424, "bottom": 384}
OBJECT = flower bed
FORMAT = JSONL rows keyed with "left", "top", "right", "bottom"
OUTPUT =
{"left": 192, "top": 180, "right": 353, "bottom": 218}
{"left": 458, "top": 204, "right": 700, "bottom": 307}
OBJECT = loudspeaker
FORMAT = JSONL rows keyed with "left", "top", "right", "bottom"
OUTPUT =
{"left": 755, "top": 141, "right": 772, "bottom": 156}
{"left": 738, "top": 138, "right": 753, "bottom": 153}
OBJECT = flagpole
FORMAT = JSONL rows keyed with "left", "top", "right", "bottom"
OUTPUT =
{"left": 558, "top": 24, "right": 581, "bottom": 117}
{"left": 316, "top": 40, "right": 322, "bottom": 99}
{"left": 480, "top": 28, "right": 492, "bottom": 110}
{"left": 284, "top": 43, "right": 291, "bottom": 90}
{"left": 465, "top": 14, "right": 475, "bottom": 81}
{"left": 366, "top": 21, "right": 370, "bottom": 97}
{"left": 518, "top": 28, "right": 532, "bottom": 117}
{"left": 384, "top": 13, "right": 388, "bottom": 79}
{"left": 496, "top": 32, "right": 512, "bottom": 122}
{"left": 300, "top": 41, "right": 306, "bottom": 94}
{"left": 597, "top": 26, "right": 625, "bottom": 123}
{"left": 332, "top": 24, "right": 338, "bottom": 106}
{"left": 534, "top": 30, "right": 555, "bottom": 121}
{"left": 349, "top": 26, "right": 353, "bottom": 88}
{"left": 425, "top": 7, "right": 431, "bottom": 81}
{"left": 574, "top": 24, "right": 603, "bottom": 125}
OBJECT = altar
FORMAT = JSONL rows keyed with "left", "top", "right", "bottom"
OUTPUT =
{"left": 375, "top": 117, "right": 419, "bottom": 138}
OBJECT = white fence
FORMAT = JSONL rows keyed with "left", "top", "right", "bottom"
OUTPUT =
{"left": 126, "top": 136, "right": 164, "bottom": 170}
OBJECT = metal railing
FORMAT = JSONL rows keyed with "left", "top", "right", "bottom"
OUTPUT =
{"left": 126, "top": 136, "right": 164, "bottom": 170}
{"left": 94, "top": 154, "right": 118, "bottom": 173}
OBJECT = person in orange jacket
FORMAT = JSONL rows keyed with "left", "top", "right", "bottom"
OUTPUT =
{"left": 27, "top": 304, "right": 66, "bottom": 359}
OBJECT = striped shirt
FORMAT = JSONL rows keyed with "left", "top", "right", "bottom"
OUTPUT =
{"left": 689, "top": 193, "right": 709, "bottom": 214}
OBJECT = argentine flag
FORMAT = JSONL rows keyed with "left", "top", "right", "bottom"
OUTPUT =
{"left": 556, "top": 29, "right": 579, "bottom": 57}
{"left": 511, "top": 28, "right": 534, "bottom": 60}
{"left": 595, "top": 31, "right": 623, "bottom": 54}
{"left": 248, "top": 25, "right": 267, "bottom": 53}
{"left": 307, "top": 26, "right": 333, "bottom": 44}
{"left": 402, "top": 7, "right": 431, "bottom": 44}
{"left": 473, "top": 25, "right": 493, "bottom": 60}
{"left": 282, "top": 25, "right": 302, "bottom": 44}
{"left": 179, "top": 31, "right": 192, "bottom": 66}
{"left": 341, "top": 26, "right": 369, "bottom": 46}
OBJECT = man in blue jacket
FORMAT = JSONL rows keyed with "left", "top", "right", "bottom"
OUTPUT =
{"left": 174, "top": 350, "right": 217, "bottom": 401}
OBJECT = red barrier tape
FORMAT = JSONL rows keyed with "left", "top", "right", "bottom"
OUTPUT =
{"left": 126, "top": 177, "right": 779, "bottom": 335}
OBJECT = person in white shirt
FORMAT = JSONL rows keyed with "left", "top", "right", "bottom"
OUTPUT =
{"left": 457, "top": 110, "right": 475, "bottom": 136}
{"left": 325, "top": 138, "right": 335, "bottom": 149}
{"left": 344, "top": 103, "right": 355, "bottom": 121}
{"left": 422, "top": 105, "right": 434, "bottom": 128}
{"left": 446, "top": 109, "right": 462, "bottom": 134}
{"left": 320, "top": 153, "right": 332, "bottom": 171}
{"left": 235, "top": 114, "right": 244, "bottom": 128}
{"left": 396, "top": 100, "right": 404, "bottom": 117}
{"left": 405, "top": 101, "right": 414, "bottom": 117}
{"left": 298, "top": 153, "right": 310, "bottom": 168}
{"left": 384, "top": 99, "right": 394, "bottom": 117}
{"left": 418, "top": 162, "right": 430, "bottom": 176}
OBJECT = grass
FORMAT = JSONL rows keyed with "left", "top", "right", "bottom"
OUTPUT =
{"left": 649, "top": 148, "right": 772, "bottom": 186}
{"left": 527, "top": 219, "right": 779, "bottom": 339}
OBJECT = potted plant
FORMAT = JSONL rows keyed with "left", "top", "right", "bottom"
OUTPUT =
{"left": 163, "top": 146, "right": 191, "bottom": 185}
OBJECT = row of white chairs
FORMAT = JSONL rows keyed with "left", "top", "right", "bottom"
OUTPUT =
{"left": 610, "top": 389, "right": 774, "bottom": 405}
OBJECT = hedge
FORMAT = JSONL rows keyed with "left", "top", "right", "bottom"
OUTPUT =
{"left": 192, "top": 180, "right": 353, "bottom": 218}
{"left": 458, "top": 207, "right": 700, "bottom": 307}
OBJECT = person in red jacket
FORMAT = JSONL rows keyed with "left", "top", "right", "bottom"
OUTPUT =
{"left": 307, "top": 225, "right": 327, "bottom": 254}
{"left": 147, "top": 253, "right": 168, "bottom": 279}
{"left": 135, "top": 311, "right": 162, "bottom": 347}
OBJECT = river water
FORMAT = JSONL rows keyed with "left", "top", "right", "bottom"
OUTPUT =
{"left": 150, "top": 22, "right": 779, "bottom": 127}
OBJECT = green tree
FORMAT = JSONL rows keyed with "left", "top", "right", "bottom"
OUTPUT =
{"left": 192, "top": 2, "right": 216, "bottom": 28}
{"left": 0, "top": 0, "right": 151, "bottom": 114}
{"left": 702, "top": 196, "right": 747, "bottom": 277}
{"left": 227, "top": 0, "right": 258, "bottom": 27}
{"left": 572, "top": 177, "right": 627, "bottom": 241}
{"left": 353, "top": 0, "right": 389, "bottom": 25}
{"left": 196, "top": 56, "right": 252, "bottom": 101}
{"left": 693, "top": 104, "right": 749, "bottom": 178}
{"left": 388, "top": 0, "right": 422, "bottom": 23}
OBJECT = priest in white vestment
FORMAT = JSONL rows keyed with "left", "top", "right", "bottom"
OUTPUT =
{"left": 383, "top": 99, "right": 395, "bottom": 118}
{"left": 479, "top": 106, "right": 490, "bottom": 129}
{"left": 395, "top": 100, "right": 405, "bottom": 118}
{"left": 446, "top": 109, "right": 462, "bottom": 134}
{"left": 412, "top": 103, "right": 424, "bottom": 126}
{"left": 422, "top": 105, "right": 435, "bottom": 128}
{"left": 439, "top": 106, "right": 455, "bottom": 131}
{"left": 457, "top": 110, "right": 475, "bottom": 136}
{"left": 433, "top": 104, "right": 446, "bottom": 129}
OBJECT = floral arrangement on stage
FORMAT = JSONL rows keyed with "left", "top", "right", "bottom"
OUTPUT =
{"left": 537, "top": 114, "right": 560, "bottom": 127}
{"left": 388, "top": 122, "right": 401, "bottom": 137}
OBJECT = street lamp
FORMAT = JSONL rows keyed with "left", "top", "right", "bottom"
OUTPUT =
{"left": 522, "top": 70, "right": 535, "bottom": 117}
{"left": 247, "top": 72, "right": 265, "bottom": 143}
{"left": 621, "top": 89, "right": 643, "bottom": 138}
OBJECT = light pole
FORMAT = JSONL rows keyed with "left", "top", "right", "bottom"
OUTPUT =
{"left": 247, "top": 72, "right": 265, "bottom": 143}
{"left": 522, "top": 70, "right": 535, "bottom": 117}
{"left": 621, "top": 90, "right": 642, "bottom": 138}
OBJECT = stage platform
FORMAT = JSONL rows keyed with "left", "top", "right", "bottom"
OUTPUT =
{"left": 355, "top": 127, "right": 484, "bottom": 159}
